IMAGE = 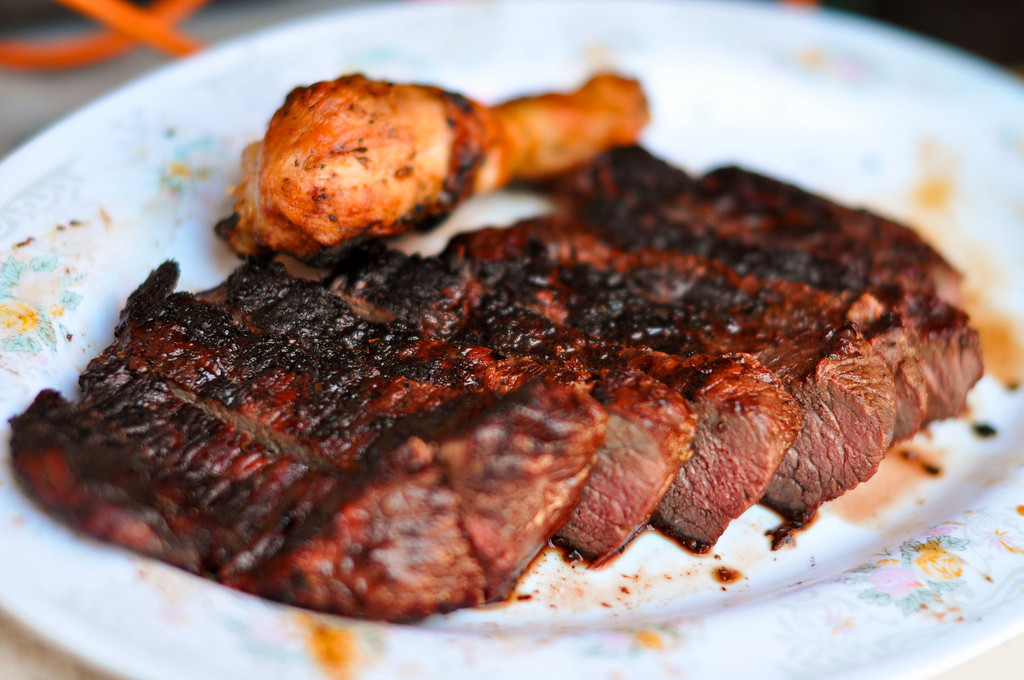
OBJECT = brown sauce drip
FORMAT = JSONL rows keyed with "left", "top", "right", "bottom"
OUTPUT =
{"left": 969, "top": 306, "right": 1024, "bottom": 387}
{"left": 828, "top": 444, "right": 943, "bottom": 525}
{"left": 899, "top": 448, "right": 943, "bottom": 476}
{"left": 713, "top": 566, "right": 742, "bottom": 584}
{"left": 902, "top": 138, "right": 959, "bottom": 252}
{"left": 767, "top": 514, "right": 815, "bottom": 551}
{"left": 901, "top": 139, "right": 1024, "bottom": 388}
{"left": 912, "top": 174, "right": 954, "bottom": 213}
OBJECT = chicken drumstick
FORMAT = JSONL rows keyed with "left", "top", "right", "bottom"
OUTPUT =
{"left": 217, "top": 73, "right": 649, "bottom": 263}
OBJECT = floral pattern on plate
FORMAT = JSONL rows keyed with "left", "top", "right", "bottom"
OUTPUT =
{"left": 843, "top": 530, "right": 971, "bottom": 615}
{"left": 0, "top": 254, "right": 83, "bottom": 354}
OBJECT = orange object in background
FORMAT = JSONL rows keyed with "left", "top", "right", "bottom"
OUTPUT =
{"left": 0, "top": 0, "right": 209, "bottom": 70}
{"left": 0, "top": 0, "right": 825, "bottom": 71}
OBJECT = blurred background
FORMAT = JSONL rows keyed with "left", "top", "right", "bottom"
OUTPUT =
{"left": 0, "top": 0, "right": 363, "bottom": 156}
{"left": 0, "top": 0, "right": 1023, "bottom": 158}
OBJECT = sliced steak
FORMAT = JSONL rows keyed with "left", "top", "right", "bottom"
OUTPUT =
{"left": 437, "top": 217, "right": 897, "bottom": 528}
{"left": 553, "top": 366, "right": 698, "bottom": 563}
{"left": 331, "top": 232, "right": 804, "bottom": 553}
{"left": 10, "top": 261, "right": 606, "bottom": 621}
{"left": 465, "top": 295, "right": 793, "bottom": 557}
{"left": 556, "top": 145, "right": 982, "bottom": 428}
{"left": 629, "top": 351, "right": 800, "bottom": 552}
{"left": 332, "top": 244, "right": 711, "bottom": 561}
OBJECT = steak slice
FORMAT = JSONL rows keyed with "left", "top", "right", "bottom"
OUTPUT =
{"left": 629, "top": 351, "right": 799, "bottom": 553}
{"left": 438, "top": 217, "right": 897, "bottom": 529}
{"left": 10, "top": 261, "right": 606, "bottom": 621}
{"left": 556, "top": 145, "right": 982, "bottom": 426}
{"left": 223, "top": 380, "right": 603, "bottom": 616}
{"left": 554, "top": 365, "right": 698, "bottom": 563}
{"left": 331, "top": 235, "right": 802, "bottom": 553}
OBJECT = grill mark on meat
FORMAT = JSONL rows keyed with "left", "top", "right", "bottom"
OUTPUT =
{"left": 223, "top": 458, "right": 490, "bottom": 620}
{"left": 13, "top": 377, "right": 340, "bottom": 578}
{"left": 164, "top": 382, "right": 329, "bottom": 473}
{"left": 221, "top": 379, "right": 606, "bottom": 616}
{"left": 555, "top": 146, "right": 959, "bottom": 300}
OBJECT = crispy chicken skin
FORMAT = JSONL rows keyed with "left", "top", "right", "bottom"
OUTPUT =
{"left": 218, "top": 73, "right": 649, "bottom": 263}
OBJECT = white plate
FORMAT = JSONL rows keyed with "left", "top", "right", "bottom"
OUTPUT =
{"left": 2, "top": 1, "right": 1024, "bottom": 678}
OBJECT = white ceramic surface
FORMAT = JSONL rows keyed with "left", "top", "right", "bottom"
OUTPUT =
{"left": 2, "top": 2, "right": 1024, "bottom": 679}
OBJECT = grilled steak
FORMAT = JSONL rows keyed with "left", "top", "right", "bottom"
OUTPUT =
{"left": 459, "top": 312, "right": 790, "bottom": 558}
{"left": 556, "top": 145, "right": 982, "bottom": 428}
{"left": 9, "top": 141, "right": 983, "bottom": 622}
{"left": 331, "top": 229, "right": 835, "bottom": 551}
{"left": 338, "top": 245, "right": 729, "bottom": 561}
{"left": 223, "top": 380, "right": 603, "bottom": 614}
{"left": 332, "top": 243, "right": 761, "bottom": 558}
{"left": 626, "top": 351, "right": 799, "bottom": 552}
{"left": 10, "top": 261, "right": 607, "bottom": 621}
{"left": 429, "top": 217, "right": 898, "bottom": 528}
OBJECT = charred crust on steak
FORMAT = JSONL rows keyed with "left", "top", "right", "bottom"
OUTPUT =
{"left": 11, "top": 260, "right": 608, "bottom": 622}
{"left": 555, "top": 145, "right": 981, "bottom": 430}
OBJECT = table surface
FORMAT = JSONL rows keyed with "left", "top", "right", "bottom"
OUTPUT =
{"left": 1, "top": 2, "right": 1022, "bottom": 678}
